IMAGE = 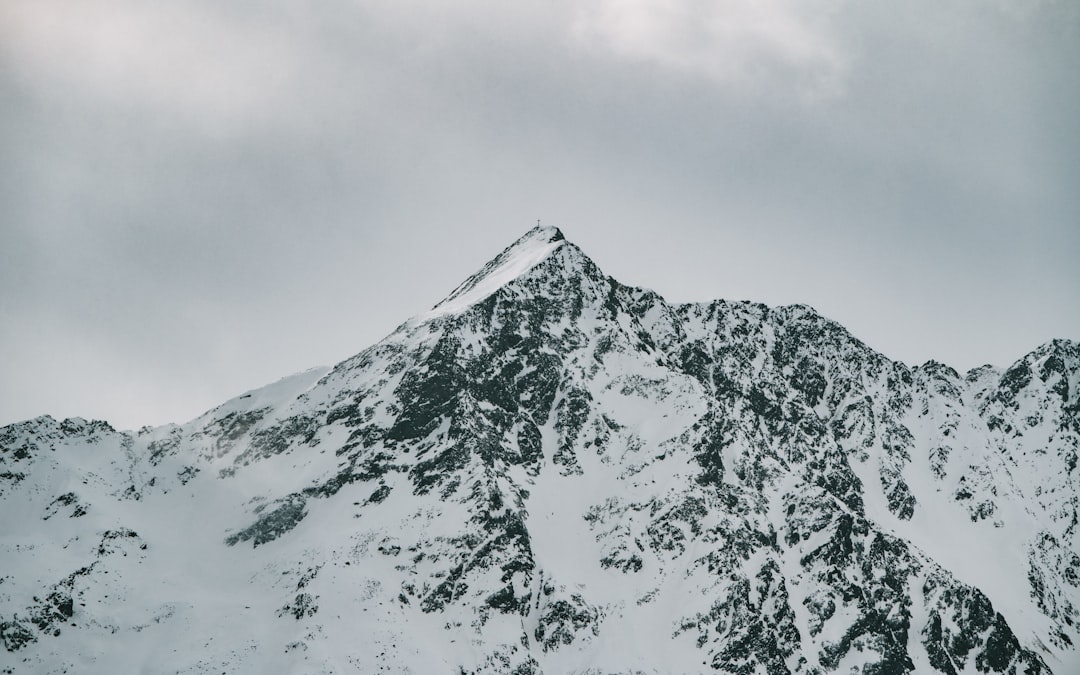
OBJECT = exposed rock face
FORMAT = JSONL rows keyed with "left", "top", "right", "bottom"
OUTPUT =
{"left": 2, "top": 226, "right": 1078, "bottom": 673}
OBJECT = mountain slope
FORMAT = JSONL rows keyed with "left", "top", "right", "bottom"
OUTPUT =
{"left": 2, "top": 226, "right": 1077, "bottom": 673}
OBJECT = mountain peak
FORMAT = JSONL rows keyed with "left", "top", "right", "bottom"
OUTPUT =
{"left": 427, "top": 225, "right": 568, "bottom": 317}
{"left": 528, "top": 224, "right": 565, "bottom": 243}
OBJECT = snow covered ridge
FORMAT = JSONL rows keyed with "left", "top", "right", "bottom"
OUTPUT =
{"left": 2, "top": 226, "right": 1079, "bottom": 674}
{"left": 428, "top": 226, "right": 566, "bottom": 317}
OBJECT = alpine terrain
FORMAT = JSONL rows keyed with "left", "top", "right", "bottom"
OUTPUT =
{"left": 2, "top": 226, "right": 1078, "bottom": 674}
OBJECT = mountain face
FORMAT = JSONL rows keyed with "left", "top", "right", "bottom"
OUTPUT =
{"left": 3, "top": 226, "right": 1079, "bottom": 674}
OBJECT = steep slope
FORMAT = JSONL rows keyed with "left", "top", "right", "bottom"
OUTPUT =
{"left": 2, "top": 226, "right": 1077, "bottom": 673}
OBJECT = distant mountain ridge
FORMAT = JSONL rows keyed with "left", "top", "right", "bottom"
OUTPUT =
{"left": 2, "top": 226, "right": 1078, "bottom": 673}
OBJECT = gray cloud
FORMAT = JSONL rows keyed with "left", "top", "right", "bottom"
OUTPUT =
{"left": 2, "top": 0, "right": 1077, "bottom": 429}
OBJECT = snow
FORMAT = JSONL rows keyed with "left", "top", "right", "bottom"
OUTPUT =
{"left": 425, "top": 226, "right": 565, "bottom": 318}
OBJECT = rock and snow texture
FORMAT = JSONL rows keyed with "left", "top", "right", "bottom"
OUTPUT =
{"left": 2, "top": 225, "right": 1079, "bottom": 673}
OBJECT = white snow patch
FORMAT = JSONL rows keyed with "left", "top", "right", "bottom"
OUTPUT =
{"left": 426, "top": 227, "right": 565, "bottom": 318}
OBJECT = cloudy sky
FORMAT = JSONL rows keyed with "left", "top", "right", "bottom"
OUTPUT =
{"left": 2, "top": 0, "right": 1078, "bottom": 430}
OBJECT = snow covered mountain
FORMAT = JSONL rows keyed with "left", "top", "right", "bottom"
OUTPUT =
{"left": 2, "top": 226, "right": 1078, "bottom": 674}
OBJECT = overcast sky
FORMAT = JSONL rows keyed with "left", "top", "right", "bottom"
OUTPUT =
{"left": 2, "top": 0, "right": 1078, "bottom": 430}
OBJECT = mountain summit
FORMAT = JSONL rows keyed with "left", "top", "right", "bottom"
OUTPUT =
{"left": 430, "top": 226, "right": 567, "bottom": 316}
{"left": 2, "top": 228, "right": 1078, "bottom": 673}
